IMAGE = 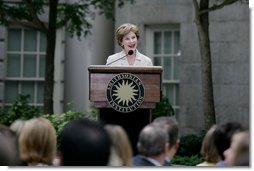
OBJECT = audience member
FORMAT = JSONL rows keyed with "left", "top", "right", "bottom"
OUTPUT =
{"left": 105, "top": 124, "right": 133, "bottom": 166}
{"left": 133, "top": 123, "right": 168, "bottom": 166}
{"left": 152, "top": 116, "right": 180, "bottom": 166}
{"left": 19, "top": 117, "right": 57, "bottom": 166}
{"left": 213, "top": 122, "right": 243, "bottom": 166}
{"left": 59, "top": 119, "right": 111, "bottom": 166}
{"left": 10, "top": 119, "right": 26, "bottom": 138}
{"left": 196, "top": 125, "right": 221, "bottom": 166}
{"left": 223, "top": 131, "right": 249, "bottom": 166}
{"left": 0, "top": 124, "right": 23, "bottom": 166}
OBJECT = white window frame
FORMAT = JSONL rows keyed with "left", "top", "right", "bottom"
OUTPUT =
{"left": 5, "top": 28, "right": 45, "bottom": 107}
{"left": 4, "top": 27, "right": 65, "bottom": 114}
{"left": 146, "top": 24, "right": 181, "bottom": 115}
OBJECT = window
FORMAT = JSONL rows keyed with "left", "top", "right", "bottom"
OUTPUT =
{"left": 146, "top": 25, "right": 180, "bottom": 115}
{"left": 4, "top": 28, "right": 46, "bottom": 107}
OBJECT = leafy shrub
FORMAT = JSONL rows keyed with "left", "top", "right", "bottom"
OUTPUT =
{"left": 171, "top": 155, "right": 203, "bottom": 166}
{"left": 176, "top": 132, "right": 205, "bottom": 157}
{"left": 42, "top": 108, "right": 99, "bottom": 149}
{"left": 0, "top": 95, "right": 42, "bottom": 126}
{"left": 171, "top": 132, "right": 205, "bottom": 166}
{"left": 152, "top": 96, "right": 174, "bottom": 119}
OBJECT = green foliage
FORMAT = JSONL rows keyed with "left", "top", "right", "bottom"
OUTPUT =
{"left": 42, "top": 107, "right": 99, "bottom": 149}
{"left": 0, "top": 94, "right": 99, "bottom": 149}
{"left": 171, "top": 132, "right": 205, "bottom": 166}
{"left": 176, "top": 132, "right": 205, "bottom": 157}
{"left": 43, "top": 108, "right": 98, "bottom": 137}
{"left": 171, "top": 155, "right": 203, "bottom": 166}
{"left": 152, "top": 96, "right": 174, "bottom": 119}
{"left": 0, "top": 95, "right": 42, "bottom": 126}
{"left": 0, "top": 0, "right": 134, "bottom": 37}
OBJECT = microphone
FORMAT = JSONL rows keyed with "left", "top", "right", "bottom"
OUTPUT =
{"left": 107, "top": 50, "right": 134, "bottom": 65}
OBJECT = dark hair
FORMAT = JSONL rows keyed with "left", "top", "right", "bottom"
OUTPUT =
{"left": 59, "top": 119, "right": 111, "bottom": 166}
{"left": 213, "top": 122, "right": 243, "bottom": 160}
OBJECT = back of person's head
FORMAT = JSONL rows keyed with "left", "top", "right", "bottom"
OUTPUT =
{"left": 104, "top": 124, "right": 133, "bottom": 166}
{"left": 200, "top": 125, "right": 221, "bottom": 163}
{"left": 0, "top": 124, "right": 23, "bottom": 166}
{"left": 10, "top": 119, "right": 26, "bottom": 138}
{"left": 213, "top": 122, "right": 243, "bottom": 160}
{"left": 153, "top": 116, "right": 179, "bottom": 149}
{"left": 19, "top": 117, "right": 57, "bottom": 165}
{"left": 59, "top": 119, "right": 111, "bottom": 166}
{"left": 137, "top": 123, "right": 168, "bottom": 157}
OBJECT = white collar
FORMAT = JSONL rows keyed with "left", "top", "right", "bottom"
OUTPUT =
{"left": 146, "top": 157, "right": 163, "bottom": 166}
{"left": 120, "top": 49, "right": 142, "bottom": 61}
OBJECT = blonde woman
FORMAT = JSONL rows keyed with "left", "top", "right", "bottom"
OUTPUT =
{"left": 106, "top": 23, "right": 152, "bottom": 66}
{"left": 196, "top": 125, "right": 221, "bottom": 166}
{"left": 105, "top": 124, "right": 133, "bottom": 166}
{"left": 10, "top": 119, "right": 26, "bottom": 138}
{"left": 19, "top": 117, "right": 57, "bottom": 166}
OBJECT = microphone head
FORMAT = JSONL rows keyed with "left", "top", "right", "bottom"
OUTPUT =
{"left": 128, "top": 50, "right": 134, "bottom": 55}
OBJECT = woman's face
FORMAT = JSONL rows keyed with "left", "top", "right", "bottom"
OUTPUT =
{"left": 121, "top": 31, "right": 137, "bottom": 53}
{"left": 223, "top": 133, "right": 241, "bottom": 166}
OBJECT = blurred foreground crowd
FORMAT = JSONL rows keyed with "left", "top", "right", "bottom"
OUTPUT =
{"left": 0, "top": 116, "right": 249, "bottom": 167}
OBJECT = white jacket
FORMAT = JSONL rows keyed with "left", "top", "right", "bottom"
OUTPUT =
{"left": 106, "top": 50, "right": 153, "bottom": 66}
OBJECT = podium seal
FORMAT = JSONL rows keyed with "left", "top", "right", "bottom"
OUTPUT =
{"left": 106, "top": 73, "right": 145, "bottom": 113}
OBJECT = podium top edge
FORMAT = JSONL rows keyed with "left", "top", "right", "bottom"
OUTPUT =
{"left": 88, "top": 65, "right": 163, "bottom": 74}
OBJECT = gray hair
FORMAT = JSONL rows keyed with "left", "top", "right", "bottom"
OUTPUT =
{"left": 137, "top": 124, "right": 168, "bottom": 157}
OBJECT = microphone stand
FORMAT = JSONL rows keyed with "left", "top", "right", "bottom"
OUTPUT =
{"left": 107, "top": 50, "right": 134, "bottom": 65}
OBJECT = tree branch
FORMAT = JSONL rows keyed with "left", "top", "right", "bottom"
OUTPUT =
{"left": 192, "top": 0, "right": 200, "bottom": 24}
{"left": 23, "top": 0, "right": 47, "bottom": 32}
{"left": 12, "top": 18, "right": 47, "bottom": 33}
{"left": 199, "top": 0, "right": 239, "bottom": 15}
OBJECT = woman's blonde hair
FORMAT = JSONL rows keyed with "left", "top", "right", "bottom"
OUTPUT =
{"left": 19, "top": 117, "right": 57, "bottom": 165}
{"left": 115, "top": 23, "right": 139, "bottom": 47}
{"left": 200, "top": 125, "right": 221, "bottom": 163}
{"left": 105, "top": 124, "right": 133, "bottom": 166}
{"left": 10, "top": 119, "right": 26, "bottom": 138}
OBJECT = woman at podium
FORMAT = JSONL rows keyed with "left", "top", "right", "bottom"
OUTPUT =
{"left": 106, "top": 23, "right": 153, "bottom": 66}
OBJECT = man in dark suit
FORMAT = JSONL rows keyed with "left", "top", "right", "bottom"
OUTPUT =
{"left": 133, "top": 123, "right": 169, "bottom": 166}
{"left": 153, "top": 116, "right": 180, "bottom": 166}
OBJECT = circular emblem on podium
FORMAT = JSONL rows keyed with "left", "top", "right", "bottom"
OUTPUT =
{"left": 106, "top": 73, "right": 145, "bottom": 113}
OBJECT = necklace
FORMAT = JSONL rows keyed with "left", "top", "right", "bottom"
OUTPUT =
{"left": 127, "top": 56, "right": 135, "bottom": 65}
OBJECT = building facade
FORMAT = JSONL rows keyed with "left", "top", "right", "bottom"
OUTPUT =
{"left": 0, "top": 0, "right": 249, "bottom": 135}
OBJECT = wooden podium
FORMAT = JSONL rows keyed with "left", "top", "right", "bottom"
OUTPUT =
{"left": 88, "top": 65, "right": 162, "bottom": 155}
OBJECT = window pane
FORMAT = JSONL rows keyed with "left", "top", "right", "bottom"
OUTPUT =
{"left": 154, "top": 32, "right": 161, "bottom": 54}
{"left": 39, "top": 55, "right": 45, "bottom": 77}
{"left": 164, "top": 57, "right": 171, "bottom": 80}
{"left": 174, "top": 31, "right": 180, "bottom": 54}
{"left": 23, "top": 55, "right": 36, "bottom": 77}
{"left": 173, "top": 56, "right": 180, "bottom": 80}
{"left": 5, "top": 81, "right": 19, "bottom": 103}
{"left": 40, "top": 32, "right": 46, "bottom": 52}
{"left": 24, "top": 29, "right": 37, "bottom": 51}
{"left": 164, "top": 32, "right": 172, "bottom": 54}
{"left": 8, "top": 29, "right": 21, "bottom": 51}
{"left": 37, "top": 82, "right": 44, "bottom": 103}
{"left": 21, "top": 82, "right": 34, "bottom": 103}
{"left": 7, "top": 54, "right": 21, "bottom": 77}
{"left": 153, "top": 57, "right": 161, "bottom": 66}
